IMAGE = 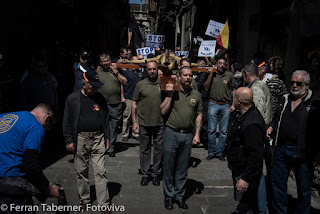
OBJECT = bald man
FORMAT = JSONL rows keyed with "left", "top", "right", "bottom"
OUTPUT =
{"left": 227, "top": 87, "right": 266, "bottom": 213}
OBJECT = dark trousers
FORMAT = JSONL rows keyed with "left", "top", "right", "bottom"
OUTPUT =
{"left": 272, "top": 145, "right": 313, "bottom": 214}
{"left": 107, "top": 103, "right": 122, "bottom": 153}
{"left": 232, "top": 167, "right": 259, "bottom": 214}
{"left": 0, "top": 196, "right": 32, "bottom": 214}
{"left": 163, "top": 127, "right": 193, "bottom": 200}
{"left": 139, "top": 125, "right": 164, "bottom": 178}
{"left": 264, "top": 142, "right": 275, "bottom": 212}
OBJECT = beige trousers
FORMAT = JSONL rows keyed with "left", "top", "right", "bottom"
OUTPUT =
{"left": 75, "top": 132, "right": 109, "bottom": 206}
{"left": 122, "top": 99, "right": 139, "bottom": 138}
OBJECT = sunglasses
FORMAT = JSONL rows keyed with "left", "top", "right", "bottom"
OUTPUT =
{"left": 290, "top": 81, "right": 304, "bottom": 87}
{"left": 147, "top": 68, "right": 157, "bottom": 71}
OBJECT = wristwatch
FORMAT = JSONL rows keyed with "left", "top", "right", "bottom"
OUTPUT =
{"left": 114, "top": 71, "right": 119, "bottom": 77}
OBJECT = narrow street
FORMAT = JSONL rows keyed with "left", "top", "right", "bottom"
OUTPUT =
{"left": 38, "top": 134, "right": 320, "bottom": 214}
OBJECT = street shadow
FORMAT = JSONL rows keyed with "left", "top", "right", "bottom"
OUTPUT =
{"left": 108, "top": 182, "right": 122, "bottom": 200}
{"left": 183, "top": 179, "right": 204, "bottom": 201}
{"left": 114, "top": 141, "right": 138, "bottom": 154}
{"left": 89, "top": 182, "right": 122, "bottom": 202}
{"left": 40, "top": 127, "right": 69, "bottom": 169}
{"left": 189, "top": 157, "right": 201, "bottom": 168}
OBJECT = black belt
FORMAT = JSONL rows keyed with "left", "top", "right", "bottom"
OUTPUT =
{"left": 78, "top": 130, "right": 102, "bottom": 137}
{"left": 168, "top": 127, "right": 193, "bottom": 134}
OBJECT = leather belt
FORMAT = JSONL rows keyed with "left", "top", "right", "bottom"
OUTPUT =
{"left": 210, "top": 99, "right": 229, "bottom": 105}
{"left": 78, "top": 130, "right": 102, "bottom": 138}
{"left": 169, "top": 127, "right": 193, "bottom": 134}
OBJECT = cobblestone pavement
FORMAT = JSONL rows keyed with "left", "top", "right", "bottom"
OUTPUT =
{"left": 37, "top": 135, "right": 320, "bottom": 214}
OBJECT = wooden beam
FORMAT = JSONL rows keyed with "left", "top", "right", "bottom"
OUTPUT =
{"left": 115, "top": 63, "right": 216, "bottom": 72}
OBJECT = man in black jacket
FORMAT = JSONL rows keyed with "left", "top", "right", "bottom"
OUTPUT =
{"left": 266, "top": 70, "right": 320, "bottom": 214}
{"left": 227, "top": 87, "right": 266, "bottom": 213}
{"left": 63, "top": 70, "right": 110, "bottom": 210}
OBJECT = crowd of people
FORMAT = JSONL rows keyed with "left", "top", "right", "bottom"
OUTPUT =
{"left": 0, "top": 46, "right": 319, "bottom": 214}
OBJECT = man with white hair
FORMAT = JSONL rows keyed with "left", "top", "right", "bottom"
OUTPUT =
{"left": 267, "top": 70, "right": 320, "bottom": 213}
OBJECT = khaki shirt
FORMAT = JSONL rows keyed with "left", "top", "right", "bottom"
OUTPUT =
{"left": 97, "top": 68, "right": 121, "bottom": 104}
{"left": 132, "top": 78, "right": 163, "bottom": 127}
{"left": 209, "top": 71, "right": 235, "bottom": 102}
{"left": 166, "top": 87, "right": 202, "bottom": 130}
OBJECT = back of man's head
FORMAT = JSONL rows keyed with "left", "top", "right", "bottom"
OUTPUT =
{"left": 244, "top": 63, "right": 258, "bottom": 77}
{"left": 236, "top": 87, "right": 253, "bottom": 106}
{"left": 31, "top": 103, "right": 55, "bottom": 129}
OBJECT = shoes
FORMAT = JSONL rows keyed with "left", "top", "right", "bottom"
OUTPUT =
{"left": 80, "top": 201, "right": 88, "bottom": 212}
{"left": 108, "top": 152, "right": 115, "bottom": 157}
{"left": 133, "top": 136, "right": 139, "bottom": 141}
{"left": 152, "top": 176, "right": 160, "bottom": 186}
{"left": 164, "top": 198, "right": 173, "bottom": 210}
{"left": 218, "top": 156, "right": 226, "bottom": 161}
{"left": 206, "top": 155, "right": 215, "bottom": 160}
{"left": 175, "top": 199, "right": 188, "bottom": 209}
{"left": 140, "top": 176, "right": 150, "bottom": 186}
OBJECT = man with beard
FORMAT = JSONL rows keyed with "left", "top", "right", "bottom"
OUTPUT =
{"left": 63, "top": 70, "right": 111, "bottom": 211}
{"left": 203, "top": 57, "right": 235, "bottom": 161}
{"left": 161, "top": 66, "right": 202, "bottom": 210}
{"left": 267, "top": 70, "right": 320, "bottom": 213}
{"left": 227, "top": 87, "right": 265, "bottom": 213}
{"left": 131, "top": 61, "right": 163, "bottom": 186}
{"left": 97, "top": 53, "right": 127, "bottom": 157}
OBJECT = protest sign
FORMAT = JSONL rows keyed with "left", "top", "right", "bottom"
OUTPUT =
{"left": 145, "top": 34, "right": 165, "bottom": 48}
{"left": 198, "top": 40, "right": 216, "bottom": 57}
{"left": 136, "top": 47, "right": 155, "bottom": 59}
{"left": 205, "top": 20, "right": 225, "bottom": 38}
{"left": 175, "top": 51, "right": 189, "bottom": 57}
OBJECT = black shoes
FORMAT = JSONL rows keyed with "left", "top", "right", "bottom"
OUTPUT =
{"left": 152, "top": 176, "right": 160, "bottom": 186}
{"left": 108, "top": 152, "right": 115, "bottom": 157}
{"left": 140, "top": 176, "right": 150, "bottom": 186}
{"left": 164, "top": 198, "right": 173, "bottom": 210}
{"left": 206, "top": 155, "right": 215, "bottom": 160}
{"left": 175, "top": 199, "right": 188, "bottom": 209}
{"left": 218, "top": 156, "right": 226, "bottom": 161}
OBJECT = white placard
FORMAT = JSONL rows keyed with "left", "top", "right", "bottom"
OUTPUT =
{"left": 198, "top": 40, "right": 216, "bottom": 57}
{"left": 205, "top": 20, "right": 225, "bottom": 38}
{"left": 145, "top": 34, "right": 165, "bottom": 48}
{"left": 136, "top": 47, "right": 155, "bottom": 59}
{"left": 175, "top": 51, "right": 189, "bottom": 57}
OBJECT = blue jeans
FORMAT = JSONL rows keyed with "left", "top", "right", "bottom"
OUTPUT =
{"left": 258, "top": 173, "right": 267, "bottom": 214}
{"left": 207, "top": 102, "right": 230, "bottom": 157}
{"left": 272, "top": 145, "right": 313, "bottom": 214}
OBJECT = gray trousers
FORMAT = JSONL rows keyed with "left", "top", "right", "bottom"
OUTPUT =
{"left": 163, "top": 127, "right": 193, "bottom": 200}
{"left": 107, "top": 103, "right": 122, "bottom": 153}
{"left": 139, "top": 125, "right": 163, "bottom": 178}
{"left": 75, "top": 132, "right": 109, "bottom": 206}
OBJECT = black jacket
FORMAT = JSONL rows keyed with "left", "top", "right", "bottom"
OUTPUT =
{"left": 270, "top": 90, "right": 320, "bottom": 161}
{"left": 63, "top": 91, "right": 109, "bottom": 149}
{"left": 227, "top": 104, "right": 266, "bottom": 186}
